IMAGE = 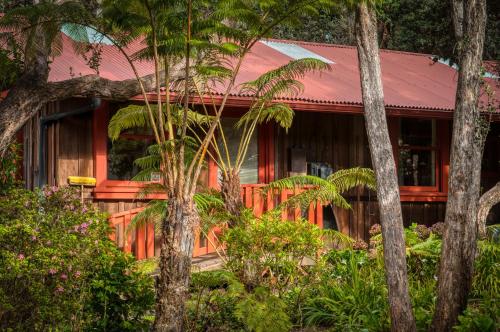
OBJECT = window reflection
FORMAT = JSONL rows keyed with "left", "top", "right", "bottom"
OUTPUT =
{"left": 398, "top": 119, "right": 437, "bottom": 187}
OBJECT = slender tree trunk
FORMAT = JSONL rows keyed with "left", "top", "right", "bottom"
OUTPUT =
{"left": 478, "top": 182, "right": 500, "bottom": 236}
{"left": 355, "top": 3, "right": 416, "bottom": 332}
{"left": 431, "top": 1, "right": 487, "bottom": 330}
{"left": 220, "top": 169, "right": 243, "bottom": 218}
{"left": 154, "top": 196, "right": 198, "bottom": 332}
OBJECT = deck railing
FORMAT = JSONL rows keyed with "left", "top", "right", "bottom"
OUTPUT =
{"left": 108, "top": 184, "right": 323, "bottom": 259}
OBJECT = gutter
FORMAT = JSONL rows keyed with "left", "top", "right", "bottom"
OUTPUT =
{"left": 38, "top": 98, "right": 101, "bottom": 187}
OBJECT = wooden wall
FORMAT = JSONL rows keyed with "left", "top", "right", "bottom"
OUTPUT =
{"left": 276, "top": 111, "right": 449, "bottom": 240}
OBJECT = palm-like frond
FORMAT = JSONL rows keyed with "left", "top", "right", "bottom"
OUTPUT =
{"left": 108, "top": 104, "right": 152, "bottom": 141}
{"left": 327, "top": 167, "right": 376, "bottom": 193}
{"left": 236, "top": 102, "right": 294, "bottom": 130}
{"left": 322, "top": 229, "right": 356, "bottom": 248}
{"left": 263, "top": 168, "right": 376, "bottom": 211}
{"left": 128, "top": 189, "right": 226, "bottom": 234}
{"left": 240, "top": 58, "right": 330, "bottom": 99}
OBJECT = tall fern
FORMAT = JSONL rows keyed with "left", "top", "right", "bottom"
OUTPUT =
{"left": 263, "top": 167, "right": 376, "bottom": 210}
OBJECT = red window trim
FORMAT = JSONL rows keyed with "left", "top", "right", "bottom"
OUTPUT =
{"left": 389, "top": 117, "right": 450, "bottom": 200}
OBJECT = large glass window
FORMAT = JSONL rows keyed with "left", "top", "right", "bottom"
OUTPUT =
{"left": 107, "top": 110, "right": 155, "bottom": 181}
{"left": 398, "top": 119, "right": 437, "bottom": 187}
{"left": 218, "top": 118, "right": 259, "bottom": 184}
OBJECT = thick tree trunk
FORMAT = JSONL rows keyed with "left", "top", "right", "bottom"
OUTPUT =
{"left": 220, "top": 169, "right": 243, "bottom": 218}
{"left": 431, "top": 1, "right": 487, "bottom": 331}
{"left": 355, "top": 3, "right": 416, "bottom": 332}
{"left": 478, "top": 182, "right": 500, "bottom": 236}
{"left": 154, "top": 196, "right": 198, "bottom": 332}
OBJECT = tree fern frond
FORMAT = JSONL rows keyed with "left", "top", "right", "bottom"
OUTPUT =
{"left": 108, "top": 104, "right": 151, "bottom": 140}
{"left": 327, "top": 167, "right": 376, "bottom": 193}
{"left": 128, "top": 200, "right": 167, "bottom": 234}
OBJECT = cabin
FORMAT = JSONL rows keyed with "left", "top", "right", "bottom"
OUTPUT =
{"left": 11, "top": 34, "right": 500, "bottom": 259}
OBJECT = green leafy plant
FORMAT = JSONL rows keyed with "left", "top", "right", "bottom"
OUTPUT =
{"left": 263, "top": 167, "right": 376, "bottom": 210}
{"left": 223, "top": 209, "right": 323, "bottom": 292}
{"left": 0, "top": 142, "right": 22, "bottom": 193}
{"left": 235, "top": 286, "right": 292, "bottom": 332}
{"left": 0, "top": 186, "right": 154, "bottom": 331}
{"left": 303, "top": 250, "right": 389, "bottom": 331}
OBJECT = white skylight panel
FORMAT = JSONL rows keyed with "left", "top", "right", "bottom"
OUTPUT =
{"left": 261, "top": 40, "right": 334, "bottom": 64}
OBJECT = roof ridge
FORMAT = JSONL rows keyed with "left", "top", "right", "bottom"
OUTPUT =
{"left": 262, "top": 37, "right": 432, "bottom": 57}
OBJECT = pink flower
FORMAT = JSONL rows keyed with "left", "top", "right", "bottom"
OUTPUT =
{"left": 60, "top": 274, "right": 68, "bottom": 280}
{"left": 31, "top": 235, "right": 37, "bottom": 241}
{"left": 54, "top": 285, "right": 64, "bottom": 294}
{"left": 49, "top": 268, "right": 57, "bottom": 275}
{"left": 82, "top": 207, "right": 88, "bottom": 213}
{"left": 74, "top": 271, "right": 81, "bottom": 278}
{"left": 17, "top": 254, "right": 25, "bottom": 260}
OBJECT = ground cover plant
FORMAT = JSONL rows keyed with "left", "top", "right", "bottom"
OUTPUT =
{"left": 183, "top": 221, "right": 499, "bottom": 332}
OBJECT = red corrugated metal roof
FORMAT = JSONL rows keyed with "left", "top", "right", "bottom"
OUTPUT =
{"left": 47, "top": 34, "right": 500, "bottom": 113}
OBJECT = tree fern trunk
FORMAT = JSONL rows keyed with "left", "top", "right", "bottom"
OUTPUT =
{"left": 355, "top": 3, "right": 416, "bottom": 332}
{"left": 431, "top": 1, "right": 487, "bottom": 330}
{"left": 220, "top": 169, "right": 243, "bottom": 219}
{"left": 154, "top": 196, "right": 198, "bottom": 332}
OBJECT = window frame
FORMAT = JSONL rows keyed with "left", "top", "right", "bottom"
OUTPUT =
{"left": 389, "top": 117, "right": 450, "bottom": 199}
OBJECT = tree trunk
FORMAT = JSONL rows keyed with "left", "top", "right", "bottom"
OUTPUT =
{"left": 431, "top": 1, "right": 487, "bottom": 331}
{"left": 220, "top": 169, "right": 243, "bottom": 218}
{"left": 154, "top": 196, "right": 198, "bottom": 332}
{"left": 355, "top": 3, "right": 416, "bottom": 332}
{"left": 478, "top": 182, "right": 500, "bottom": 236}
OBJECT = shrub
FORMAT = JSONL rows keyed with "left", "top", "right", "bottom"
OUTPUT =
{"left": 223, "top": 209, "right": 323, "bottom": 292}
{"left": 187, "top": 270, "right": 291, "bottom": 332}
{"left": 0, "top": 186, "right": 154, "bottom": 331}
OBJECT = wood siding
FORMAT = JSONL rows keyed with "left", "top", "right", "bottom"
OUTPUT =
{"left": 276, "top": 111, "right": 450, "bottom": 240}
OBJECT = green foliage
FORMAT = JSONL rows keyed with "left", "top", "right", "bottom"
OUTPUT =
{"left": 454, "top": 299, "right": 498, "bottom": 332}
{"left": 223, "top": 209, "right": 323, "bottom": 292}
{"left": 0, "top": 142, "right": 22, "bottom": 193}
{"left": 187, "top": 270, "right": 291, "bottom": 332}
{"left": 0, "top": 49, "right": 22, "bottom": 91}
{"left": 304, "top": 250, "right": 389, "bottom": 331}
{"left": 235, "top": 287, "right": 292, "bottom": 332}
{"left": 0, "top": 186, "right": 154, "bottom": 331}
{"left": 264, "top": 167, "right": 376, "bottom": 210}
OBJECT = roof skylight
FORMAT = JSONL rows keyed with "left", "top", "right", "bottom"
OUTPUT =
{"left": 261, "top": 40, "right": 334, "bottom": 64}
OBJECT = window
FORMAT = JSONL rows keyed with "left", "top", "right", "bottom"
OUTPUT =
{"left": 218, "top": 118, "right": 259, "bottom": 184}
{"left": 397, "top": 118, "right": 438, "bottom": 188}
{"left": 106, "top": 110, "right": 155, "bottom": 181}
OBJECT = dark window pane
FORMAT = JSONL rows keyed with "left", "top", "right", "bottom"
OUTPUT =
{"left": 107, "top": 138, "right": 152, "bottom": 180}
{"left": 398, "top": 149, "right": 436, "bottom": 186}
{"left": 217, "top": 118, "right": 258, "bottom": 184}
{"left": 400, "top": 119, "right": 435, "bottom": 147}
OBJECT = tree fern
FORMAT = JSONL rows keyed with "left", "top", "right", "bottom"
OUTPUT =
{"left": 263, "top": 167, "right": 376, "bottom": 211}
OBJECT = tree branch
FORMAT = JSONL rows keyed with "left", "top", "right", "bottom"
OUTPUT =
{"left": 478, "top": 182, "right": 500, "bottom": 236}
{"left": 0, "top": 71, "right": 163, "bottom": 156}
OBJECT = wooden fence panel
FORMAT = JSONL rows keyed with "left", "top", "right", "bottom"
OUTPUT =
{"left": 107, "top": 184, "right": 323, "bottom": 259}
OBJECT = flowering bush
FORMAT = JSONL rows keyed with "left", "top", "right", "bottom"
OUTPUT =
{"left": 0, "top": 186, "right": 154, "bottom": 331}
{"left": 0, "top": 142, "right": 22, "bottom": 193}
